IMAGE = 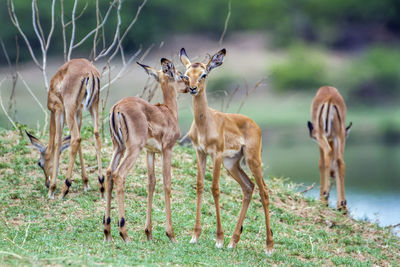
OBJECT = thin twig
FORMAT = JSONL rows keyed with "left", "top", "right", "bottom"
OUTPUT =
{"left": 7, "top": 0, "right": 41, "bottom": 68}
{"left": 60, "top": 0, "right": 67, "bottom": 62}
{"left": 21, "top": 221, "right": 31, "bottom": 246}
{"left": 0, "top": 251, "right": 23, "bottom": 259}
{"left": 300, "top": 183, "right": 315, "bottom": 194}
{"left": 18, "top": 73, "right": 48, "bottom": 135}
{"left": 218, "top": 0, "right": 231, "bottom": 47}
{"left": 237, "top": 78, "right": 266, "bottom": 113}
{"left": 0, "top": 78, "right": 17, "bottom": 130}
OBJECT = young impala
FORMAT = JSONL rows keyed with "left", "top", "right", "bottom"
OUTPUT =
{"left": 27, "top": 58, "right": 103, "bottom": 199}
{"left": 307, "top": 86, "right": 352, "bottom": 211}
{"left": 103, "top": 58, "right": 187, "bottom": 243}
{"left": 179, "top": 48, "right": 274, "bottom": 254}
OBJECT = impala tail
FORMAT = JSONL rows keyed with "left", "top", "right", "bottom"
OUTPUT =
{"left": 109, "top": 106, "right": 128, "bottom": 149}
{"left": 84, "top": 73, "right": 100, "bottom": 110}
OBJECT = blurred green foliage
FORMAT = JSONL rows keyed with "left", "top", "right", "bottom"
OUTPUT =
{"left": 1, "top": 0, "right": 400, "bottom": 61}
{"left": 271, "top": 44, "right": 328, "bottom": 91}
{"left": 345, "top": 47, "right": 400, "bottom": 104}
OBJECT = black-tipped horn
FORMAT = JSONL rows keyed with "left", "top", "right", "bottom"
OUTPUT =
{"left": 180, "top": 48, "right": 188, "bottom": 58}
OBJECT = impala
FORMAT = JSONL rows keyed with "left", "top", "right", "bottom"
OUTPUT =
{"left": 27, "top": 58, "right": 103, "bottom": 199}
{"left": 307, "top": 86, "right": 352, "bottom": 211}
{"left": 103, "top": 58, "right": 187, "bottom": 243}
{"left": 179, "top": 48, "right": 274, "bottom": 254}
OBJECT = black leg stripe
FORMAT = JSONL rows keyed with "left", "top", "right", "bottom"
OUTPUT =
{"left": 65, "top": 179, "right": 72, "bottom": 188}
{"left": 119, "top": 217, "right": 125, "bottom": 227}
{"left": 107, "top": 217, "right": 111, "bottom": 225}
{"left": 103, "top": 215, "right": 105, "bottom": 224}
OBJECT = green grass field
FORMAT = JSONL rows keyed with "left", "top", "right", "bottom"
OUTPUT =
{"left": 0, "top": 128, "right": 399, "bottom": 266}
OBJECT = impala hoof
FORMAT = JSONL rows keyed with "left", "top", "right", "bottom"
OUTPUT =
{"left": 190, "top": 236, "right": 198, "bottom": 244}
{"left": 84, "top": 184, "right": 90, "bottom": 192}
{"left": 215, "top": 240, "right": 223, "bottom": 249}
{"left": 265, "top": 248, "right": 274, "bottom": 256}
{"left": 227, "top": 241, "right": 236, "bottom": 249}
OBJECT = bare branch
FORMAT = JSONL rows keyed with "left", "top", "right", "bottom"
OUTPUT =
{"left": 224, "top": 84, "right": 239, "bottom": 111}
{"left": 97, "top": 0, "right": 148, "bottom": 62}
{"left": 60, "top": 0, "right": 67, "bottom": 62}
{"left": 218, "top": 0, "right": 231, "bottom": 47}
{"left": 237, "top": 78, "right": 266, "bottom": 113}
{"left": 7, "top": 0, "right": 41, "bottom": 69}
{"left": 34, "top": 0, "right": 45, "bottom": 46}
{"left": 100, "top": 46, "right": 144, "bottom": 92}
{"left": 18, "top": 73, "right": 48, "bottom": 136}
{"left": 91, "top": 0, "right": 100, "bottom": 60}
{"left": 0, "top": 78, "right": 17, "bottom": 130}
{"left": 71, "top": 0, "right": 117, "bottom": 52}
{"left": 67, "top": 0, "right": 78, "bottom": 61}
{"left": 64, "top": 2, "right": 88, "bottom": 27}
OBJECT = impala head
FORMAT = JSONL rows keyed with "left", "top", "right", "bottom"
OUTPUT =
{"left": 26, "top": 131, "right": 70, "bottom": 188}
{"left": 179, "top": 48, "right": 226, "bottom": 96}
{"left": 137, "top": 58, "right": 188, "bottom": 93}
{"left": 307, "top": 121, "right": 353, "bottom": 139}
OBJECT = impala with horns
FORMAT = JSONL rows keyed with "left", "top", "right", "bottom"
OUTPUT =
{"left": 179, "top": 48, "right": 274, "bottom": 254}
{"left": 103, "top": 58, "right": 187, "bottom": 243}
{"left": 308, "top": 86, "right": 352, "bottom": 212}
{"left": 26, "top": 58, "right": 104, "bottom": 199}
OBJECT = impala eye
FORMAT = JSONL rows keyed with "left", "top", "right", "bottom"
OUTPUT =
{"left": 200, "top": 73, "right": 207, "bottom": 80}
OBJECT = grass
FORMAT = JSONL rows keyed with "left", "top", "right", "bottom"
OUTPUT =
{"left": 0, "top": 127, "right": 399, "bottom": 266}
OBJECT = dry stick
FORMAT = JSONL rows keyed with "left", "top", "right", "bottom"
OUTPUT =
{"left": 18, "top": 73, "right": 48, "bottom": 136}
{"left": 60, "top": 0, "right": 67, "bottom": 62}
{"left": 218, "top": 0, "right": 231, "bottom": 47}
{"left": 64, "top": 2, "right": 88, "bottom": 27}
{"left": 0, "top": 251, "right": 23, "bottom": 260}
{"left": 300, "top": 183, "right": 316, "bottom": 194}
{"left": 0, "top": 78, "right": 17, "bottom": 130}
{"left": 100, "top": 62, "right": 112, "bottom": 139}
{"left": 91, "top": 0, "right": 100, "bottom": 60}
{"left": 237, "top": 78, "right": 266, "bottom": 113}
{"left": 1, "top": 39, "right": 19, "bottom": 116}
{"left": 21, "top": 221, "right": 31, "bottom": 247}
{"left": 99, "top": 43, "right": 151, "bottom": 93}
{"left": 67, "top": 0, "right": 78, "bottom": 61}
{"left": 224, "top": 84, "right": 240, "bottom": 111}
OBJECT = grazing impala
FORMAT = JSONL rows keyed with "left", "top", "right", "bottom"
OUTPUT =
{"left": 307, "top": 86, "right": 352, "bottom": 211}
{"left": 103, "top": 58, "right": 187, "bottom": 243}
{"left": 179, "top": 48, "right": 274, "bottom": 254}
{"left": 27, "top": 58, "right": 103, "bottom": 199}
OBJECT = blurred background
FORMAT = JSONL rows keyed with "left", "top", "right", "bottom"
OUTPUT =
{"left": 0, "top": 0, "right": 399, "bottom": 228}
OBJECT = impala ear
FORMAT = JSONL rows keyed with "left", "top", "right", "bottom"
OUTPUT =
{"left": 137, "top": 62, "right": 159, "bottom": 81}
{"left": 160, "top": 58, "right": 175, "bottom": 79}
{"left": 60, "top": 135, "right": 71, "bottom": 153}
{"left": 206, "top": 48, "right": 226, "bottom": 73}
{"left": 307, "top": 121, "right": 315, "bottom": 139}
{"left": 346, "top": 122, "right": 352, "bottom": 137}
{"left": 26, "top": 131, "right": 46, "bottom": 153}
{"left": 180, "top": 48, "right": 191, "bottom": 68}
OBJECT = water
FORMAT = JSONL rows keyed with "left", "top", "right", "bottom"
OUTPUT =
{"left": 262, "top": 138, "right": 400, "bottom": 227}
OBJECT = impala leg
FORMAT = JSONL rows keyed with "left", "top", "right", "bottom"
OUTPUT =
{"left": 336, "top": 141, "right": 347, "bottom": 212}
{"left": 90, "top": 100, "right": 104, "bottom": 198}
{"left": 162, "top": 148, "right": 177, "bottom": 243}
{"left": 48, "top": 110, "right": 63, "bottom": 199}
{"left": 246, "top": 155, "right": 274, "bottom": 254}
{"left": 145, "top": 151, "right": 156, "bottom": 241}
{"left": 60, "top": 112, "right": 81, "bottom": 199}
{"left": 318, "top": 136, "right": 331, "bottom": 203}
{"left": 76, "top": 108, "right": 89, "bottom": 191}
{"left": 114, "top": 145, "right": 142, "bottom": 242}
{"left": 224, "top": 157, "right": 254, "bottom": 249}
{"left": 211, "top": 153, "right": 223, "bottom": 248}
{"left": 104, "top": 146, "right": 124, "bottom": 242}
{"left": 191, "top": 149, "right": 207, "bottom": 244}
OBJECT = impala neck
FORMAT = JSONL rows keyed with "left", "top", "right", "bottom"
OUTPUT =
{"left": 160, "top": 80, "right": 178, "bottom": 121}
{"left": 192, "top": 87, "right": 209, "bottom": 127}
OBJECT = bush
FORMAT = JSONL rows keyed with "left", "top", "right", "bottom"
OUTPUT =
{"left": 345, "top": 47, "right": 400, "bottom": 104}
{"left": 271, "top": 44, "right": 329, "bottom": 92}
